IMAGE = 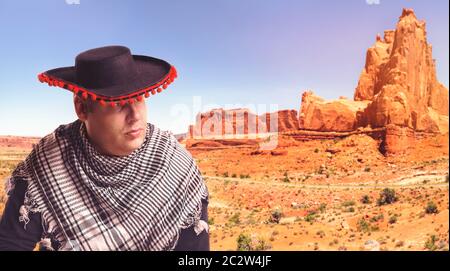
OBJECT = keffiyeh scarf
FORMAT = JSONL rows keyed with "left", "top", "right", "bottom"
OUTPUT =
{"left": 9, "top": 119, "right": 208, "bottom": 251}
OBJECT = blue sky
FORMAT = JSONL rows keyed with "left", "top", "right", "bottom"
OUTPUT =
{"left": 0, "top": 0, "right": 448, "bottom": 136}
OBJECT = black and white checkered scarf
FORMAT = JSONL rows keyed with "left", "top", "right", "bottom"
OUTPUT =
{"left": 10, "top": 119, "right": 208, "bottom": 251}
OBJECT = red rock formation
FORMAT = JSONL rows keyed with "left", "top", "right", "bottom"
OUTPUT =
{"left": 354, "top": 30, "right": 395, "bottom": 101}
{"left": 189, "top": 108, "right": 299, "bottom": 138}
{"left": 355, "top": 8, "right": 449, "bottom": 133}
{"left": 188, "top": 125, "right": 194, "bottom": 139}
{"left": 382, "top": 124, "right": 416, "bottom": 155}
{"left": 298, "top": 8, "right": 449, "bottom": 155}
{"left": 265, "top": 110, "right": 299, "bottom": 132}
{"left": 190, "top": 108, "right": 256, "bottom": 138}
{"left": 299, "top": 91, "right": 369, "bottom": 132}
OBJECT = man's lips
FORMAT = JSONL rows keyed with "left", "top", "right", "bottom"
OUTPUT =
{"left": 125, "top": 128, "right": 144, "bottom": 135}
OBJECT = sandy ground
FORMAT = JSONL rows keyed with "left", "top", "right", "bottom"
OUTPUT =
{"left": 188, "top": 133, "right": 449, "bottom": 251}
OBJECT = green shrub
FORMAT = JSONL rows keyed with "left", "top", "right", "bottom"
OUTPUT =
{"left": 345, "top": 207, "right": 355, "bottom": 213}
{"left": 236, "top": 233, "right": 271, "bottom": 251}
{"left": 377, "top": 188, "right": 398, "bottom": 206}
{"left": 237, "top": 233, "right": 252, "bottom": 251}
{"left": 254, "top": 239, "right": 271, "bottom": 251}
{"left": 370, "top": 214, "right": 384, "bottom": 223}
{"left": 388, "top": 215, "right": 398, "bottom": 224}
{"left": 318, "top": 203, "right": 327, "bottom": 213}
{"left": 424, "top": 235, "right": 438, "bottom": 251}
{"left": 425, "top": 201, "right": 438, "bottom": 214}
{"left": 357, "top": 218, "right": 370, "bottom": 232}
{"left": 270, "top": 209, "right": 283, "bottom": 223}
{"left": 357, "top": 218, "right": 379, "bottom": 233}
{"left": 361, "top": 195, "right": 371, "bottom": 204}
{"left": 341, "top": 200, "right": 355, "bottom": 207}
{"left": 228, "top": 212, "right": 241, "bottom": 226}
{"left": 305, "top": 211, "right": 316, "bottom": 223}
{"left": 282, "top": 171, "right": 290, "bottom": 183}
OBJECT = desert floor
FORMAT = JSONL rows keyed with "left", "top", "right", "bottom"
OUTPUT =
{"left": 188, "top": 133, "right": 449, "bottom": 251}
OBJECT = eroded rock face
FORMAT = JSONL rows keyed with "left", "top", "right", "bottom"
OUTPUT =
{"left": 355, "top": 8, "right": 449, "bottom": 133}
{"left": 301, "top": 9, "right": 448, "bottom": 135}
{"left": 189, "top": 108, "right": 299, "bottom": 138}
{"left": 354, "top": 30, "right": 395, "bottom": 101}
{"left": 266, "top": 110, "right": 299, "bottom": 132}
{"left": 299, "top": 91, "right": 370, "bottom": 132}
{"left": 382, "top": 124, "right": 416, "bottom": 155}
{"left": 296, "top": 8, "right": 448, "bottom": 154}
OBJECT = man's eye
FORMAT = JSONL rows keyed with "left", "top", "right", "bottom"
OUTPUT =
{"left": 109, "top": 105, "right": 123, "bottom": 112}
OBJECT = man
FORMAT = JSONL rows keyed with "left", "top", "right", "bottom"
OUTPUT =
{"left": 0, "top": 46, "right": 209, "bottom": 251}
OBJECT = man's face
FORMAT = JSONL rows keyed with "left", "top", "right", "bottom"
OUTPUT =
{"left": 74, "top": 96, "right": 148, "bottom": 156}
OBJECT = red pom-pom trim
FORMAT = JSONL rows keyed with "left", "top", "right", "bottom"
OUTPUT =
{"left": 37, "top": 65, "right": 178, "bottom": 105}
{"left": 173, "top": 66, "right": 178, "bottom": 78}
{"left": 99, "top": 99, "right": 106, "bottom": 107}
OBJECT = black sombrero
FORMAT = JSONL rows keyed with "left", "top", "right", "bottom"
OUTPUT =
{"left": 37, "top": 45, "right": 177, "bottom": 107}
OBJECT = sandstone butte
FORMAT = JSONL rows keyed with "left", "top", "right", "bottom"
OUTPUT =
{"left": 188, "top": 108, "right": 299, "bottom": 138}
{"left": 187, "top": 9, "right": 448, "bottom": 155}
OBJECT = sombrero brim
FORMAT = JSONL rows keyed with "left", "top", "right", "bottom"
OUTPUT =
{"left": 37, "top": 55, "right": 177, "bottom": 107}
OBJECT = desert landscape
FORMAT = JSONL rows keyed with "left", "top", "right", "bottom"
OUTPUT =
{"left": 1, "top": 9, "right": 448, "bottom": 251}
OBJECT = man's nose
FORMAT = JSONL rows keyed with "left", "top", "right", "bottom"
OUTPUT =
{"left": 126, "top": 102, "right": 142, "bottom": 121}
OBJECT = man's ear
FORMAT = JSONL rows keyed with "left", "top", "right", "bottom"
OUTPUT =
{"left": 74, "top": 95, "right": 88, "bottom": 122}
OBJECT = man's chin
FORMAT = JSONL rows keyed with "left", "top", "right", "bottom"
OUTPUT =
{"left": 123, "top": 137, "right": 145, "bottom": 152}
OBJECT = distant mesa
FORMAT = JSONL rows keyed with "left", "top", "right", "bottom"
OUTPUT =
{"left": 188, "top": 108, "right": 299, "bottom": 139}
{"left": 0, "top": 136, "right": 40, "bottom": 149}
